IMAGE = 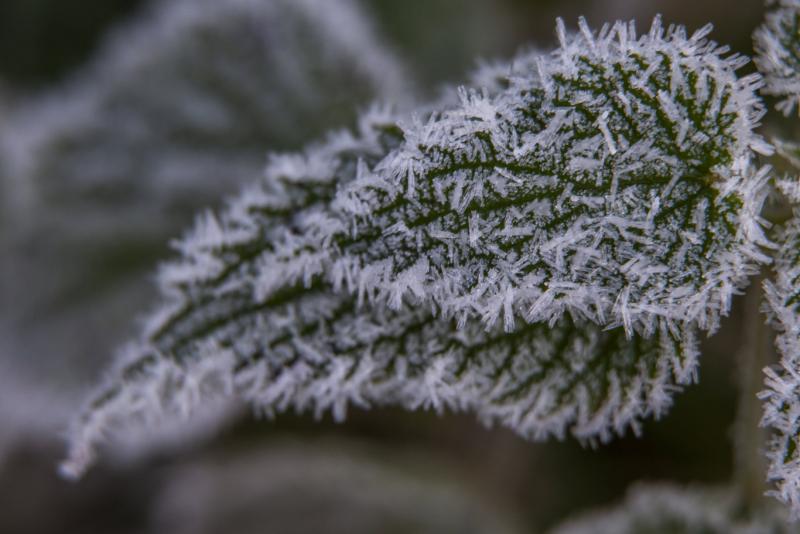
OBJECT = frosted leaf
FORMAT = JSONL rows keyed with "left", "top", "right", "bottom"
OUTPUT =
{"left": 63, "top": 104, "right": 699, "bottom": 477}
{"left": 761, "top": 210, "right": 800, "bottom": 519}
{"left": 0, "top": 0, "right": 410, "bottom": 454}
{"left": 468, "top": 48, "right": 543, "bottom": 95}
{"left": 65, "top": 17, "right": 769, "bottom": 476}
{"left": 754, "top": 0, "right": 800, "bottom": 116}
{"left": 550, "top": 483, "right": 790, "bottom": 534}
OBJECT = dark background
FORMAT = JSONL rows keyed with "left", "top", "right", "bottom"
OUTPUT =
{"left": 0, "top": 0, "right": 771, "bottom": 532}
{"left": 0, "top": 0, "right": 766, "bottom": 90}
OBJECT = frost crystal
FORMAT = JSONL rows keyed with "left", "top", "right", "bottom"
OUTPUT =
{"left": 64, "top": 18, "right": 771, "bottom": 477}
{"left": 755, "top": 0, "right": 800, "bottom": 116}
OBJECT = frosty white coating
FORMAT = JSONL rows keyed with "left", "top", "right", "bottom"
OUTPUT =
{"left": 62, "top": 18, "right": 772, "bottom": 489}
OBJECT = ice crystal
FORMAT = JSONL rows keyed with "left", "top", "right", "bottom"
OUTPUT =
{"left": 64, "top": 17, "right": 772, "bottom": 479}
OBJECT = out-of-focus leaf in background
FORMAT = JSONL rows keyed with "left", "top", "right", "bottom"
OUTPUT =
{"left": 0, "top": 0, "right": 412, "bottom": 457}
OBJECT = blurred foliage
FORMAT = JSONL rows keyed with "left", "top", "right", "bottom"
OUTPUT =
{"left": 0, "top": 0, "right": 765, "bottom": 92}
{"left": 0, "top": 0, "right": 779, "bottom": 533}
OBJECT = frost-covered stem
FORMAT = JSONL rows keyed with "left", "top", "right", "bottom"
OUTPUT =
{"left": 734, "top": 273, "right": 772, "bottom": 514}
